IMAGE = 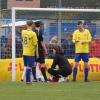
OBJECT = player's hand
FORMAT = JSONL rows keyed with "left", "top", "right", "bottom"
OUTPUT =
{"left": 81, "top": 40, "right": 87, "bottom": 44}
{"left": 75, "top": 40, "right": 80, "bottom": 43}
{"left": 45, "top": 51, "right": 48, "bottom": 56}
{"left": 36, "top": 53, "right": 39, "bottom": 59}
{"left": 44, "top": 48, "right": 48, "bottom": 56}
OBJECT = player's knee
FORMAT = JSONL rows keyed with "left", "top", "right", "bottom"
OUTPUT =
{"left": 48, "top": 68, "right": 52, "bottom": 74}
{"left": 40, "top": 64, "right": 45, "bottom": 67}
{"left": 40, "top": 64, "right": 47, "bottom": 70}
{"left": 26, "top": 67, "right": 31, "bottom": 69}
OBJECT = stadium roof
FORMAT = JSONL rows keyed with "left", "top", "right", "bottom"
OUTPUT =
{"left": 40, "top": 0, "right": 100, "bottom": 8}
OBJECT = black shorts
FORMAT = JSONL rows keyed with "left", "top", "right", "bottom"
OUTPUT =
{"left": 59, "top": 67, "right": 72, "bottom": 77}
{"left": 48, "top": 67, "right": 72, "bottom": 78}
{"left": 36, "top": 49, "right": 45, "bottom": 64}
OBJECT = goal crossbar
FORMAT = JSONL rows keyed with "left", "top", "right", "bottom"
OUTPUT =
{"left": 13, "top": 7, "right": 100, "bottom": 12}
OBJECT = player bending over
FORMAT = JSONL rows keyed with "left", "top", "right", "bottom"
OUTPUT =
{"left": 48, "top": 45, "right": 72, "bottom": 82}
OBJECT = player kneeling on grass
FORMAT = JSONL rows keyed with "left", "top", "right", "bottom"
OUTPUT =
{"left": 48, "top": 45, "right": 72, "bottom": 82}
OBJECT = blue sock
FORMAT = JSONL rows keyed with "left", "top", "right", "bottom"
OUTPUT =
{"left": 26, "top": 68, "right": 31, "bottom": 83}
{"left": 73, "top": 67, "right": 77, "bottom": 81}
{"left": 84, "top": 68, "right": 89, "bottom": 80}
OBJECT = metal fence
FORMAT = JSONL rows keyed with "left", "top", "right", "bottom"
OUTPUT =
{"left": 0, "top": 19, "right": 100, "bottom": 59}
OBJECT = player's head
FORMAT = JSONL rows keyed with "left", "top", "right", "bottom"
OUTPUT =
{"left": 77, "top": 20, "right": 84, "bottom": 31}
{"left": 26, "top": 20, "right": 34, "bottom": 26}
{"left": 53, "top": 45, "right": 64, "bottom": 55}
{"left": 35, "top": 21, "right": 42, "bottom": 28}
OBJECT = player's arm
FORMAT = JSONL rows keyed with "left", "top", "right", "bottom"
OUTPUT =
{"left": 33, "top": 32, "right": 39, "bottom": 58}
{"left": 85, "top": 30, "right": 92, "bottom": 43}
{"left": 72, "top": 32, "right": 80, "bottom": 43}
{"left": 82, "top": 30, "right": 92, "bottom": 44}
{"left": 51, "top": 55, "right": 57, "bottom": 69}
{"left": 39, "top": 32, "right": 48, "bottom": 55}
{"left": 21, "top": 30, "right": 24, "bottom": 45}
{"left": 41, "top": 41, "right": 48, "bottom": 55}
{"left": 35, "top": 44, "right": 39, "bottom": 59}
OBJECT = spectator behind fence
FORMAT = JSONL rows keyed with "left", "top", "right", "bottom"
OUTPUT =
{"left": 90, "top": 35, "right": 100, "bottom": 58}
{"left": 49, "top": 36, "right": 60, "bottom": 46}
{"left": 1, "top": 36, "right": 8, "bottom": 58}
{"left": 61, "top": 33, "right": 75, "bottom": 58}
{"left": 48, "top": 36, "right": 60, "bottom": 58}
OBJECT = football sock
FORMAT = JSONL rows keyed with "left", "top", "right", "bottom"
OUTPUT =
{"left": 84, "top": 68, "right": 89, "bottom": 80}
{"left": 21, "top": 66, "right": 26, "bottom": 80}
{"left": 73, "top": 67, "right": 77, "bottom": 81}
{"left": 32, "top": 67, "right": 37, "bottom": 80}
{"left": 26, "top": 68, "right": 31, "bottom": 83}
{"left": 41, "top": 67, "right": 47, "bottom": 81}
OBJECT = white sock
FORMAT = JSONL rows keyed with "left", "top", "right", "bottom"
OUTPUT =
{"left": 58, "top": 77, "right": 65, "bottom": 82}
{"left": 21, "top": 66, "right": 26, "bottom": 80}
{"left": 36, "top": 63, "right": 41, "bottom": 79}
{"left": 31, "top": 71, "right": 33, "bottom": 82}
{"left": 66, "top": 76, "right": 69, "bottom": 80}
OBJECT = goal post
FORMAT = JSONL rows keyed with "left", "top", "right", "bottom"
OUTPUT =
{"left": 11, "top": 7, "right": 100, "bottom": 81}
{"left": 12, "top": 8, "right": 16, "bottom": 81}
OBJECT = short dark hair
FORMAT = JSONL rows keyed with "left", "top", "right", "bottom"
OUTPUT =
{"left": 35, "top": 21, "right": 42, "bottom": 27}
{"left": 26, "top": 20, "right": 33, "bottom": 26}
{"left": 77, "top": 20, "right": 83, "bottom": 25}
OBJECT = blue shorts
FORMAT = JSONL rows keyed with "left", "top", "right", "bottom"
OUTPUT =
{"left": 75, "top": 53, "right": 89, "bottom": 62}
{"left": 23, "top": 56, "right": 35, "bottom": 67}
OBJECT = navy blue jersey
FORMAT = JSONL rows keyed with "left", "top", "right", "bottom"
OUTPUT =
{"left": 34, "top": 29, "right": 43, "bottom": 50}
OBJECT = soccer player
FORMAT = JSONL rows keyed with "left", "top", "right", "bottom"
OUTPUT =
{"left": 21, "top": 20, "right": 38, "bottom": 84}
{"left": 32, "top": 21, "right": 48, "bottom": 82}
{"left": 48, "top": 45, "right": 72, "bottom": 82}
{"left": 72, "top": 20, "right": 92, "bottom": 82}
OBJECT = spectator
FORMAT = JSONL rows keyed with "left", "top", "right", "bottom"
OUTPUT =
{"left": 62, "top": 33, "right": 75, "bottom": 58}
{"left": 90, "top": 35, "right": 100, "bottom": 58}
{"left": 48, "top": 36, "right": 60, "bottom": 58}
{"left": 49, "top": 36, "right": 60, "bottom": 45}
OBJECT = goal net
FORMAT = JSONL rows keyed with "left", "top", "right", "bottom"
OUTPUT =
{"left": 0, "top": 7, "right": 100, "bottom": 81}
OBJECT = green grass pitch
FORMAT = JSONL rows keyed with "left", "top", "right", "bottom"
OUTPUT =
{"left": 0, "top": 81, "right": 100, "bottom": 100}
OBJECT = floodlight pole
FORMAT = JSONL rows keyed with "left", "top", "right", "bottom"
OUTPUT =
{"left": 58, "top": 0, "right": 62, "bottom": 46}
{"left": 12, "top": 8, "right": 16, "bottom": 81}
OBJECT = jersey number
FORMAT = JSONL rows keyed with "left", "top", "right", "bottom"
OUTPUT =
{"left": 23, "top": 37, "right": 28, "bottom": 45}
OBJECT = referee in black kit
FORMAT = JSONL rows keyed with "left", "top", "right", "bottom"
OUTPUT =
{"left": 32, "top": 21, "right": 48, "bottom": 82}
